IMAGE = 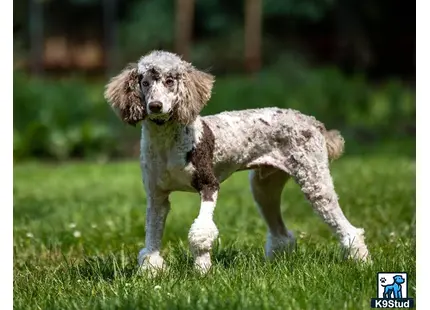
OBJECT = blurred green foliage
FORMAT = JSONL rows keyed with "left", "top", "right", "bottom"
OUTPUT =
{"left": 13, "top": 72, "right": 138, "bottom": 161}
{"left": 13, "top": 63, "right": 415, "bottom": 161}
{"left": 119, "top": 0, "right": 174, "bottom": 58}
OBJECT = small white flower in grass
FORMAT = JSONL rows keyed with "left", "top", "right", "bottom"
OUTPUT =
{"left": 73, "top": 231, "right": 81, "bottom": 238}
{"left": 299, "top": 232, "right": 307, "bottom": 239}
{"left": 154, "top": 285, "right": 161, "bottom": 290}
{"left": 69, "top": 223, "right": 76, "bottom": 229}
{"left": 26, "top": 232, "right": 34, "bottom": 238}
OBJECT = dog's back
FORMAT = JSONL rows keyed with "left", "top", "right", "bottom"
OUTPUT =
{"left": 203, "top": 107, "right": 344, "bottom": 181}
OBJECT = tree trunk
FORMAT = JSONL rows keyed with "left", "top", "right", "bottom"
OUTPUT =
{"left": 29, "top": 0, "right": 44, "bottom": 76}
{"left": 103, "top": 0, "right": 118, "bottom": 78}
{"left": 175, "top": 0, "right": 195, "bottom": 61}
{"left": 244, "top": 0, "right": 262, "bottom": 74}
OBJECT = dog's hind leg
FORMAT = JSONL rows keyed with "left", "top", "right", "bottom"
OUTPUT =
{"left": 287, "top": 136, "right": 370, "bottom": 262}
{"left": 249, "top": 167, "right": 296, "bottom": 259}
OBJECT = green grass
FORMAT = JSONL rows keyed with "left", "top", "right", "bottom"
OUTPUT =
{"left": 13, "top": 156, "right": 416, "bottom": 309}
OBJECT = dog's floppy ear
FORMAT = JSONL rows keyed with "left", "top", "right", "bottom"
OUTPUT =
{"left": 173, "top": 65, "right": 214, "bottom": 125}
{"left": 104, "top": 63, "right": 146, "bottom": 126}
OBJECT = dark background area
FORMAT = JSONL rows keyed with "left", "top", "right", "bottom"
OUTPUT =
{"left": 13, "top": 0, "right": 416, "bottom": 161}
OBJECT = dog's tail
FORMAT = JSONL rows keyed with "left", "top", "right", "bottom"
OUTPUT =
{"left": 323, "top": 129, "right": 345, "bottom": 161}
{"left": 308, "top": 116, "right": 345, "bottom": 161}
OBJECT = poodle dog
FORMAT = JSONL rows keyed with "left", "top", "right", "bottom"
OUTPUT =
{"left": 104, "top": 50, "right": 370, "bottom": 273}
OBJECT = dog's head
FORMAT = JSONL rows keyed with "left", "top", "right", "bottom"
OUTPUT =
{"left": 393, "top": 275, "right": 405, "bottom": 285}
{"left": 104, "top": 50, "right": 214, "bottom": 126}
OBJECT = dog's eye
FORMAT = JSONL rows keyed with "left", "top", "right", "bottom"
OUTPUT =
{"left": 142, "top": 81, "right": 149, "bottom": 87}
{"left": 165, "top": 79, "right": 174, "bottom": 86}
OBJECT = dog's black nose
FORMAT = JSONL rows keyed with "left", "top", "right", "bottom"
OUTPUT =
{"left": 148, "top": 101, "right": 162, "bottom": 113}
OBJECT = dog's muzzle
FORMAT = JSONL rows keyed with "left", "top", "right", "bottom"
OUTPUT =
{"left": 148, "top": 110, "right": 173, "bottom": 126}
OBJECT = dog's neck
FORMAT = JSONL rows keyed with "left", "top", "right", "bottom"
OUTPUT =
{"left": 141, "top": 117, "right": 201, "bottom": 152}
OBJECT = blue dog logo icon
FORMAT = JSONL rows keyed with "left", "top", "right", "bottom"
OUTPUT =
{"left": 371, "top": 272, "right": 414, "bottom": 308}
{"left": 381, "top": 275, "right": 405, "bottom": 299}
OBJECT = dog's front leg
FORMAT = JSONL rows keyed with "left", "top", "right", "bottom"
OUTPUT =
{"left": 188, "top": 189, "right": 219, "bottom": 273}
{"left": 138, "top": 193, "right": 170, "bottom": 272}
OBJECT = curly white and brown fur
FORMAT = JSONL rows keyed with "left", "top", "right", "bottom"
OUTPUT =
{"left": 104, "top": 50, "right": 370, "bottom": 273}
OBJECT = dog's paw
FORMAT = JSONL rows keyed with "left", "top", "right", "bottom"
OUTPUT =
{"left": 137, "top": 248, "right": 166, "bottom": 276}
{"left": 345, "top": 245, "right": 372, "bottom": 263}
{"left": 194, "top": 252, "right": 212, "bottom": 275}
{"left": 265, "top": 231, "right": 296, "bottom": 259}
{"left": 342, "top": 228, "right": 372, "bottom": 263}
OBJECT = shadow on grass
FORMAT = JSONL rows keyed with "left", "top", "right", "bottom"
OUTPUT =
{"left": 69, "top": 254, "right": 137, "bottom": 281}
{"left": 63, "top": 241, "right": 388, "bottom": 284}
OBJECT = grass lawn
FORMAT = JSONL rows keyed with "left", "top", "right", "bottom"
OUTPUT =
{"left": 13, "top": 155, "right": 415, "bottom": 309}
